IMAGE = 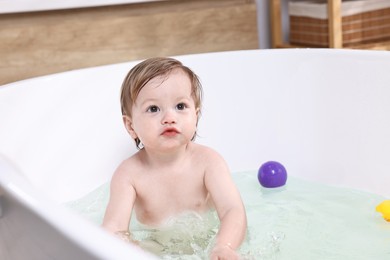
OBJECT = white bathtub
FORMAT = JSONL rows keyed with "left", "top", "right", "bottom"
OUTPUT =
{"left": 1, "top": 49, "right": 389, "bottom": 259}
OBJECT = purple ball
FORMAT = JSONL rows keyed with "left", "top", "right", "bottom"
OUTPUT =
{"left": 258, "top": 161, "right": 287, "bottom": 188}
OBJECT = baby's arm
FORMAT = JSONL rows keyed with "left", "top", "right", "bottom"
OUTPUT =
{"left": 102, "top": 161, "right": 136, "bottom": 242}
{"left": 204, "top": 150, "right": 247, "bottom": 259}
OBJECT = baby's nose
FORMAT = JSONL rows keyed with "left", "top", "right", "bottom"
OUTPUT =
{"left": 162, "top": 110, "right": 176, "bottom": 124}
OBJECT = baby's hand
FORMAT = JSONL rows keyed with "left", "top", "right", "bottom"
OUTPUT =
{"left": 210, "top": 244, "right": 240, "bottom": 260}
{"left": 114, "top": 230, "right": 139, "bottom": 245}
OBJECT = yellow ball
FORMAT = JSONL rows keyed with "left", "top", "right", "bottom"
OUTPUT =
{"left": 376, "top": 200, "right": 390, "bottom": 222}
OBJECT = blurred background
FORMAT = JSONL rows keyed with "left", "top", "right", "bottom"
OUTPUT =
{"left": 1, "top": 0, "right": 389, "bottom": 85}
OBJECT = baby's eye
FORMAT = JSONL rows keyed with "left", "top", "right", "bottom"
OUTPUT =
{"left": 147, "top": 105, "right": 160, "bottom": 113}
{"left": 176, "top": 103, "right": 187, "bottom": 110}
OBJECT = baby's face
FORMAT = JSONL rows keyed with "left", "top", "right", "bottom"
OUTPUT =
{"left": 128, "top": 69, "right": 199, "bottom": 151}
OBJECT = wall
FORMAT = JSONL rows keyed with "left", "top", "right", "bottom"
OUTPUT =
{"left": 0, "top": 0, "right": 258, "bottom": 85}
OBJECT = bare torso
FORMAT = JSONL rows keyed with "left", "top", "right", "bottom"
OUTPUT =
{"left": 126, "top": 143, "right": 214, "bottom": 226}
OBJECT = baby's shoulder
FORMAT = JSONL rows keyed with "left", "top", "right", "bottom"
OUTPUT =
{"left": 113, "top": 153, "right": 144, "bottom": 179}
{"left": 191, "top": 143, "right": 225, "bottom": 163}
{"left": 190, "top": 143, "right": 229, "bottom": 174}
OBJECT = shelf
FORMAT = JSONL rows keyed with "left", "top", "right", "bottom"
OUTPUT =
{"left": 270, "top": 0, "right": 390, "bottom": 50}
{"left": 275, "top": 42, "right": 390, "bottom": 51}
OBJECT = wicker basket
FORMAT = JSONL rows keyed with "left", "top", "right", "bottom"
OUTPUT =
{"left": 289, "top": 0, "right": 390, "bottom": 47}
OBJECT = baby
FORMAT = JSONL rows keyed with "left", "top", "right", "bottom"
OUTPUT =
{"left": 102, "top": 57, "right": 247, "bottom": 259}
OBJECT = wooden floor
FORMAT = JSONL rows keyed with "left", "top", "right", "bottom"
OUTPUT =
{"left": 0, "top": 0, "right": 258, "bottom": 86}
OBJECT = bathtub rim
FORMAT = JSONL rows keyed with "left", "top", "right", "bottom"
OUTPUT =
{"left": 2, "top": 48, "right": 390, "bottom": 89}
{"left": 0, "top": 154, "right": 156, "bottom": 259}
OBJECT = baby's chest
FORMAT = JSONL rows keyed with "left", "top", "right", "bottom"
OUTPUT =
{"left": 139, "top": 177, "right": 207, "bottom": 205}
{"left": 134, "top": 175, "right": 210, "bottom": 223}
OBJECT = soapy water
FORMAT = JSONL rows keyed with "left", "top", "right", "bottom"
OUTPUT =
{"left": 131, "top": 211, "right": 219, "bottom": 259}
{"left": 65, "top": 171, "right": 390, "bottom": 259}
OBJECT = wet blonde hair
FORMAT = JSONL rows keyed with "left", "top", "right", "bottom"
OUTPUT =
{"left": 120, "top": 57, "right": 203, "bottom": 148}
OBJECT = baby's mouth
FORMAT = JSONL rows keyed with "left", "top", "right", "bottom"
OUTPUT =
{"left": 162, "top": 128, "right": 179, "bottom": 137}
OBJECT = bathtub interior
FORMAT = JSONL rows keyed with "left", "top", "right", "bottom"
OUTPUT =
{"left": 1, "top": 49, "right": 390, "bottom": 257}
{"left": 1, "top": 49, "right": 390, "bottom": 201}
{"left": 0, "top": 62, "right": 136, "bottom": 203}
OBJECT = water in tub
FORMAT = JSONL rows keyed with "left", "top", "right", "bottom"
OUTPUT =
{"left": 65, "top": 171, "right": 390, "bottom": 259}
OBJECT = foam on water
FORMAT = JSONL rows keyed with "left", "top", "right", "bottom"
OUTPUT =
{"left": 65, "top": 171, "right": 390, "bottom": 259}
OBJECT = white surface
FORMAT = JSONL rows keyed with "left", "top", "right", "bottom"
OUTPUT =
{"left": 1, "top": 49, "right": 390, "bottom": 259}
{"left": 0, "top": 156, "right": 155, "bottom": 259}
{"left": 289, "top": 0, "right": 390, "bottom": 19}
{"left": 0, "top": 0, "right": 162, "bottom": 14}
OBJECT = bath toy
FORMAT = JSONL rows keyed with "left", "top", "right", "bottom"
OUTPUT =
{"left": 258, "top": 161, "right": 287, "bottom": 188}
{"left": 376, "top": 200, "right": 390, "bottom": 222}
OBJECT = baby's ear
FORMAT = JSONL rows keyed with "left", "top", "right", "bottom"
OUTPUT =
{"left": 123, "top": 115, "right": 138, "bottom": 140}
{"left": 196, "top": 107, "right": 201, "bottom": 121}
